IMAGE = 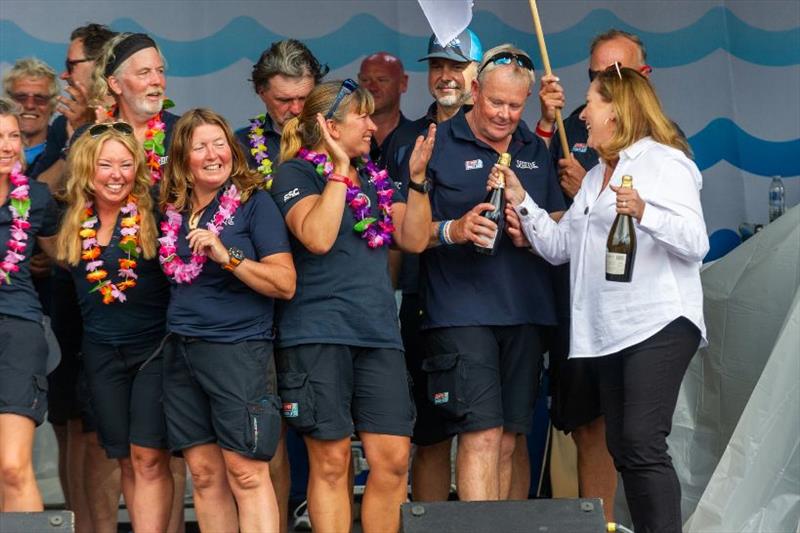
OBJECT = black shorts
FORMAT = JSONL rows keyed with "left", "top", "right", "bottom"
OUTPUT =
{"left": 276, "top": 344, "right": 415, "bottom": 441}
{"left": 422, "top": 325, "right": 545, "bottom": 436}
{"left": 47, "top": 274, "right": 83, "bottom": 425}
{"left": 163, "top": 336, "right": 281, "bottom": 461}
{"left": 81, "top": 337, "right": 169, "bottom": 458}
{"left": 546, "top": 320, "right": 602, "bottom": 433}
{"left": 400, "top": 294, "right": 449, "bottom": 446}
{"left": 0, "top": 315, "right": 49, "bottom": 425}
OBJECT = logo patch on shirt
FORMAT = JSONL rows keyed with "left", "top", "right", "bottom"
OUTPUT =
{"left": 283, "top": 188, "right": 300, "bottom": 202}
{"left": 433, "top": 392, "right": 449, "bottom": 405}
{"left": 572, "top": 143, "right": 588, "bottom": 153}
{"left": 282, "top": 402, "right": 299, "bottom": 418}
{"left": 465, "top": 159, "right": 484, "bottom": 171}
{"left": 516, "top": 160, "right": 539, "bottom": 170}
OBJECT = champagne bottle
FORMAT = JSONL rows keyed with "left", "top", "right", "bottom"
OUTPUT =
{"left": 474, "top": 152, "right": 512, "bottom": 256}
{"left": 605, "top": 175, "right": 636, "bottom": 282}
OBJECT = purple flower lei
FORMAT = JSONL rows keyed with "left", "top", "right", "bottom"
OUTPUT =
{"left": 247, "top": 114, "right": 274, "bottom": 190}
{"left": 297, "top": 148, "right": 395, "bottom": 249}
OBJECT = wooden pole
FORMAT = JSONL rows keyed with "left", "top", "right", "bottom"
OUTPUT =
{"left": 528, "top": 0, "right": 571, "bottom": 158}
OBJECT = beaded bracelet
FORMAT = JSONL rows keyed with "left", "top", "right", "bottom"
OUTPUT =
{"left": 442, "top": 220, "right": 455, "bottom": 245}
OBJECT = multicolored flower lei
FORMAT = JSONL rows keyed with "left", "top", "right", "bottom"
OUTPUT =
{"left": 143, "top": 112, "right": 166, "bottom": 184}
{"left": 248, "top": 114, "right": 274, "bottom": 190}
{"left": 158, "top": 184, "right": 242, "bottom": 283}
{"left": 1, "top": 163, "right": 32, "bottom": 285}
{"left": 80, "top": 196, "right": 141, "bottom": 304}
{"left": 298, "top": 148, "right": 395, "bottom": 249}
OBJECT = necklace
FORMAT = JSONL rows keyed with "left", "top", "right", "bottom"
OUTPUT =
{"left": 1, "top": 163, "right": 32, "bottom": 285}
{"left": 143, "top": 112, "right": 166, "bottom": 184}
{"left": 298, "top": 148, "right": 395, "bottom": 249}
{"left": 159, "top": 184, "right": 242, "bottom": 283}
{"left": 80, "top": 196, "right": 140, "bottom": 304}
{"left": 248, "top": 114, "right": 274, "bottom": 190}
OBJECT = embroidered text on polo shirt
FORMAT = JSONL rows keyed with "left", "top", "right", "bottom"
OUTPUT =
{"left": 515, "top": 160, "right": 539, "bottom": 170}
{"left": 283, "top": 188, "right": 300, "bottom": 202}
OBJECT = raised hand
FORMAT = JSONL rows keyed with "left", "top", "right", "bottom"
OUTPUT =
{"left": 408, "top": 123, "right": 436, "bottom": 180}
{"left": 315, "top": 113, "right": 350, "bottom": 170}
{"left": 538, "top": 73, "right": 565, "bottom": 132}
{"left": 56, "top": 80, "right": 93, "bottom": 136}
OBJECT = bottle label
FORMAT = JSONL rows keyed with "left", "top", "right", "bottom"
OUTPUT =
{"left": 479, "top": 228, "right": 498, "bottom": 250}
{"left": 606, "top": 252, "right": 628, "bottom": 275}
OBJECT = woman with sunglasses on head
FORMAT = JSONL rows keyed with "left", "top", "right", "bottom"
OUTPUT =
{"left": 270, "top": 79, "right": 435, "bottom": 533}
{"left": 56, "top": 121, "right": 175, "bottom": 531}
{"left": 159, "top": 108, "right": 295, "bottom": 533}
{"left": 497, "top": 65, "right": 707, "bottom": 533}
{"left": 0, "top": 97, "right": 59, "bottom": 511}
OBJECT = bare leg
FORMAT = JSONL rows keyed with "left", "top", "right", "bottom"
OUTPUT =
{"left": 222, "top": 449, "right": 279, "bottom": 533}
{"left": 573, "top": 416, "right": 617, "bottom": 522}
{"left": 183, "top": 443, "right": 238, "bottom": 533}
{"left": 304, "top": 436, "right": 352, "bottom": 533}
{"left": 498, "top": 431, "right": 518, "bottom": 499}
{"left": 0, "top": 413, "right": 43, "bottom": 511}
{"left": 84, "top": 432, "right": 121, "bottom": 533}
{"left": 456, "top": 426, "right": 502, "bottom": 501}
{"left": 269, "top": 425, "right": 290, "bottom": 533}
{"left": 167, "top": 457, "right": 187, "bottom": 533}
{"left": 129, "top": 445, "right": 173, "bottom": 532}
{"left": 410, "top": 438, "right": 452, "bottom": 501}
{"left": 360, "top": 433, "right": 411, "bottom": 533}
{"left": 507, "top": 434, "right": 532, "bottom": 499}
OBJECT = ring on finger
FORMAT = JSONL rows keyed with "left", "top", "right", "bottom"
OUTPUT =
{"left": 622, "top": 200, "right": 627, "bottom": 207}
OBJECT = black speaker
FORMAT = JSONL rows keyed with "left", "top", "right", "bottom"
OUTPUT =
{"left": 401, "top": 498, "right": 605, "bottom": 533}
{"left": 0, "top": 511, "right": 74, "bottom": 532}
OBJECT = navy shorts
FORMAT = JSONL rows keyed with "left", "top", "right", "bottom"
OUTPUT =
{"left": 47, "top": 273, "right": 83, "bottom": 425}
{"left": 0, "top": 315, "right": 49, "bottom": 425}
{"left": 163, "top": 336, "right": 282, "bottom": 461}
{"left": 422, "top": 325, "right": 545, "bottom": 436}
{"left": 276, "top": 344, "right": 415, "bottom": 441}
{"left": 81, "top": 336, "right": 169, "bottom": 458}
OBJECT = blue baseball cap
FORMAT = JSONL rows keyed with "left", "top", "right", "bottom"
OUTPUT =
{"left": 419, "top": 28, "right": 483, "bottom": 63}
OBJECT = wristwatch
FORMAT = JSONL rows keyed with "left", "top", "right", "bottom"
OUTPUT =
{"left": 222, "top": 247, "right": 244, "bottom": 272}
{"left": 407, "top": 178, "right": 432, "bottom": 194}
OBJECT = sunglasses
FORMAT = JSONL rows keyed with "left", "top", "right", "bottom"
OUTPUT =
{"left": 89, "top": 122, "right": 134, "bottom": 137}
{"left": 325, "top": 79, "right": 359, "bottom": 119}
{"left": 65, "top": 57, "right": 92, "bottom": 74}
{"left": 589, "top": 64, "right": 652, "bottom": 82}
{"left": 9, "top": 92, "right": 51, "bottom": 107}
{"left": 478, "top": 51, "right": 535, "bottom": 75}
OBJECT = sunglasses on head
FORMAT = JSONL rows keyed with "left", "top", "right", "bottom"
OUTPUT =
{"left": 478, "top": 51, "right": 535, "bottom": 75}
{"left": 65, "top": 57, "right": 91, "bottom": 74}
{"left": 325, "top": 79, "right": 359, "bottom": 119}
{"left": 9, "top": 92, "right": 51, "bottom": 107}
{"left": 589, "top": 63, "right": 652, "bottom": 82}
{"left": 89, "top": 122, "right": 134, "bottom": 137}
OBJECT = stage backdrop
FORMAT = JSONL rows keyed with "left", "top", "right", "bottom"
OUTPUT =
{"left": 2, "top": 1, "right": 798, "bottom": 246}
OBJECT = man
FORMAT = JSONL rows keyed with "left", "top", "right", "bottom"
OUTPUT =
{"left": 235, "top": 39, "right": 327, "bottom": 190}
{"left": 407, "top": 44, "right": 564, "bottom": 501}
{"left": 2, "top": 58, "right": 59, "bottom": 169}
{"left": 535, "top": 29, "right": 655, "bottom": 521}
{"left": 393, "top": 28, "right": 483, "bottom": 503}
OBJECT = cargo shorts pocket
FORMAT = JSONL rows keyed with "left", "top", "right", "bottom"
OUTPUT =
{"left": 276, "top": 372, "right": 316, "bottom": 432}
{"left": 245, "top": 394, "right": 281, "bottom": 460}
{"left": 31, "top": 374, "right": 49, "bottom": 424}
{"left": 421, "top": 353, "right": 468, "bottom": 420}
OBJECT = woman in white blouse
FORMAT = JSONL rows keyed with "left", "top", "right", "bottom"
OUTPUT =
{"left": 495, "top": 64, "right": 707, "bottom": 533}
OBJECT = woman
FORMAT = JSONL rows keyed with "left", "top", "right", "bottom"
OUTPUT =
{"left": 497, "top": 65, "right": 707, "bottom": 532}
{"left": 56, "top": 123, "right": 174, "bottom": 531}
{"left": 0, "top": 97, "right": 58, "bottom": 511}
{"left": 159, "top": 108, "right": 295, "bottom": 533}
{"left": 270, "top": 80, "right": 435, "bottom": 533}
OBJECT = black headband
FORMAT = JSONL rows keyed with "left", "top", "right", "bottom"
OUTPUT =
{"left": 104, "top": 33, "right": 157, "bottom": 78}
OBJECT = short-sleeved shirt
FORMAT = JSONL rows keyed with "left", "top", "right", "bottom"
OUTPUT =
{"left": 270, "top": 158, "right": 405, "bottom": 350}
{"left": 29, "top": 115, "right": 69, "bottom": 179}
{"left": 69, "top": 209, "right": 169, "bottom": 345}
{"left": 166, "top": 187, "right": 291, "bottom": 342}
{"left": 419, "top": 109, "right": 565, "bottom": 329}
{"left": 0, "top": 179, "right": 58, "bottom": 322}
{"left": 235, "top": 112, "right": 282, "bottom": 172}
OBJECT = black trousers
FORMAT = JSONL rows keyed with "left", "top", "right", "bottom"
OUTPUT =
{"left": 595, "top": 317, "right": 701, "bottom": 533}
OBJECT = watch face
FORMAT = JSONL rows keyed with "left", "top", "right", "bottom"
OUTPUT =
{"left": 228, "top": 247, "right": 244, "bottom": 261}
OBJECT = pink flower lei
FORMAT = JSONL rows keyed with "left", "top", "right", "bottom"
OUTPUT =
{"left": 1, "top": 162, "right": 32, "bottom": 285}
{"left": 297, "top": 148, "right": 395, "bottom": 249}
{"left": 158, "top": 183, "right": 242, "bottom": 283}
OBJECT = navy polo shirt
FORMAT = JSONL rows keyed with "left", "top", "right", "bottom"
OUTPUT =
{"left": 369, "top": 113, "right": 421, "bottom": 180}
{"left": 69, "top": 209, "right": 169, "bottom": 345}
{"left": 166, "top": 188, "right": 291, "bottom": 342}
{"left": 270, "top": 158, "right": 405, "bottom": 350}
{"left": 0, "top": 179, "right": 58, "bottom": 322}
{"left": 420, "top": 109, "right": 565, "bottom": 329}
{"left": 29, "top": 116, "right": 68, "bottom": 179}
{"left": 235, "top": 112, "right": 282, "bottom": 172}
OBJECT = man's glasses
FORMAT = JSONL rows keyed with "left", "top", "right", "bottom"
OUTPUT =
{"left": 478, "top": 51, "right": 535, "bottom": 75}
{"left": 89, "top": 122, "right": 134, "bottom": 137}
{"left": 589, "top": 64, "right": 652, "bottom": 82}
{"left": 9, "top": 92, "right": 51, "bottom": 107}
{"left": 65, "top": 57, "right": 92, "bottom": 74}
{"left": 325, "top": 79, "right": 359, "bottom": 119}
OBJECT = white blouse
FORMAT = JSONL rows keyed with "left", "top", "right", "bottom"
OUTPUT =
{"left": 515, "top": 137, "right": 708, "bottom": 358}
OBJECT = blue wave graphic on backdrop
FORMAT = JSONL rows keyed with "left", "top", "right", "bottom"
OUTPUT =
{"left": 689, "top": 119, "right": 799, "bottom": 176}
{"left": 1, "top": 7, "right": 797, "bottom": 75}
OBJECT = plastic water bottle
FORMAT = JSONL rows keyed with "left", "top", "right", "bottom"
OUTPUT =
{"left": 768, "top": 176, "right": 785, "bottom": 222}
